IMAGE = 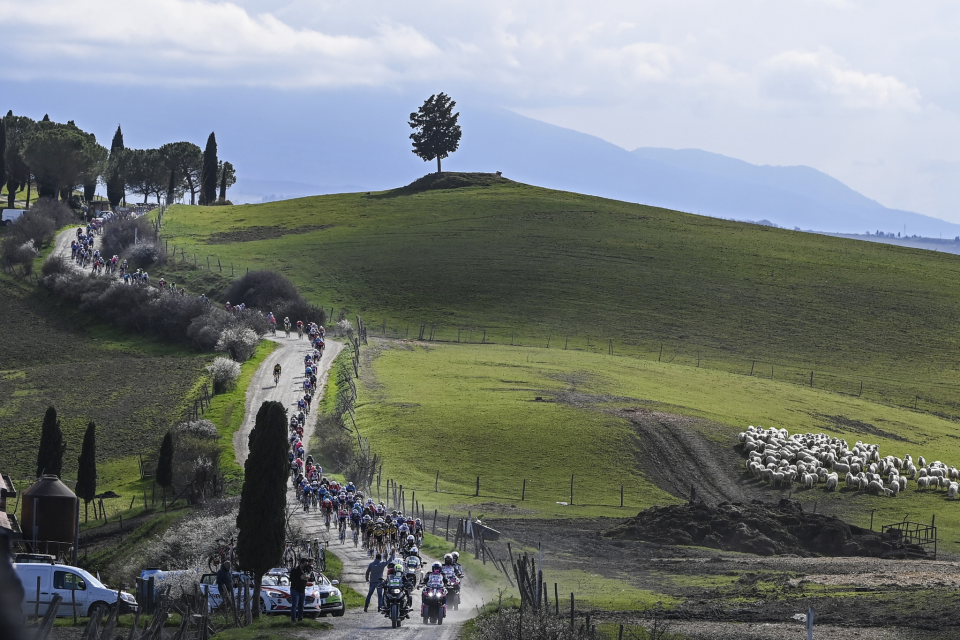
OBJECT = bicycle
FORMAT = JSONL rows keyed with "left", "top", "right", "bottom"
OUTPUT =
{"left": 353, "top": 528, "right": 359, "bottom": 548}
{"left": 312, "top": 538, "right": 328, "bottom": 573}
{"left": 284, "top": 323, "right": 291, "bottom": 337}
{"left": 273, "top": 367, "right": 281, "bottom": 385}
{"left": 339, "top": 523, "right": 346, "bottom": 544}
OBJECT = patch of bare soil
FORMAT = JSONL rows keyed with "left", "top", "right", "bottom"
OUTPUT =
{"left": 604, "top": 499, "right": 885, "bottom": 557}
{"left": 613, "top": 407, "right": 760, "bottom": 505}
{"left": 206, "top": 224, "right": 333, "bottom": 244}
{"left": 485, "top": 517, "right": 960, "bottom": 639}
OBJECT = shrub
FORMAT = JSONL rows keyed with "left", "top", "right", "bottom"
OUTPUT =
{"left": 41, "top": 270, "right": 266, "bottom": 354}
{"left": 100, "top": 216, "right": 158, "bottom": 258}
{"left": 223, "top": 270, "right": 300, "bottom": 309}
{"left": 174, "top": 419, "right": 219, "bottom": 439}
{"left": 41, "top": 255, "right": 68, "bottom": 277}
{"left": 125, "top": 242, "right": 165, "bottom": 268}
{"left": 216, "top": 326, "right": 259, "bottom": 362}
{"left": 1, "top": 197, "right": 76, "bottom": 269}
{"left": 206, "top": 357, "right": 241, "bottom": 393}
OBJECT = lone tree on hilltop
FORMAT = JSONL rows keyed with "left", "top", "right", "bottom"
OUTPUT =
{"left": 200, "top": 132, "right": 218, "bottom": 205}
{"left": 236, "top": 401, "right": 288, "bottom": 618}
{"left": 76, "top": 422, "right": 97, "bottom": 522}
{"left": 409, "top": 93, "right": 461, "bottom": 173}
{"left": 156, "top": 431, "right": 174, "bottom": 508}
{"left": 36, "top": 406, "right": 66, "bottom": 478}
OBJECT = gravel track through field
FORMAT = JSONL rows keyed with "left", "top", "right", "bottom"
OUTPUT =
{"left": 234, "top": 334, "right": 343, "bottom": 465}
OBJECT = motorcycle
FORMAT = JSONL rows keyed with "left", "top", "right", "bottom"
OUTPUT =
{"left": 420, "top": 578, "right": 447, "bottom": 624}
{"left": 402, "top": 556, "right": 422, "bottom": 607}
{"left": 446, "top": 575, "right": 461, "bottom": 611}
{"left": 381, "top": 575, "right": 409, "bottom": 628}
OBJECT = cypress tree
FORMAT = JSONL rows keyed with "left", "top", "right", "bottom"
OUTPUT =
{"left": 155, "top": 431, "right": 174, "bottom": 507}
{"left": 106, "top": 125, "right": 125, "bottom": 209}
{"left": 236, "top": 401, "right": 288, "bottom": 617}
{"left": 0, "top": 118, "right": 6, "bottom": 197}
{"left": 200, "top": 132, "right": 217, "bottom": 205}
{"left": 35, "top": 407, "right": 66, "bottom": 478}
{"left": 75, "top": 422, "right": 97, "bottom": 522}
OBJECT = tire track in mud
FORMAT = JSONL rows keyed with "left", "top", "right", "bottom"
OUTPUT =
{"left": 612, "top": 407, "right": 761, "bottom": 505}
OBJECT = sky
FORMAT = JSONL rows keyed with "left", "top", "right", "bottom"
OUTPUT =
{"left": 2, "top": 0, "right": 959, "bottom": 221}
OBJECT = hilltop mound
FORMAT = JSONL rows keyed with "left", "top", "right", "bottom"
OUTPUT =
{"left": 604, "top": 499, "right": 883, "bottom": 557}
{"left": 397, "top": 171, "right": 512, "bottom": 193}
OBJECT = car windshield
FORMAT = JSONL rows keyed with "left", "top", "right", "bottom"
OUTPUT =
{"left": 263, "top": 575, "right": 290, "bottom": 586}
{"left": 76, "top": 568, "right": 105, "bottom": 590}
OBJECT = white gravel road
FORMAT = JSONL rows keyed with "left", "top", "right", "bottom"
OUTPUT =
{"left": 233, "top": 334, "right": 343, "bottom": 466}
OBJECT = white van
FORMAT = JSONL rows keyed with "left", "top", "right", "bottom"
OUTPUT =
{"left": 15, "top": 559, "right": 139, "bottom": 617}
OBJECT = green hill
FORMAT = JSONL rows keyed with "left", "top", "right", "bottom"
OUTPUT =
{"left": 0, "top": 276, "right": 211, "bottom": 486}
{"left": 158, "top": 174, "right": 960, "bottom": 415}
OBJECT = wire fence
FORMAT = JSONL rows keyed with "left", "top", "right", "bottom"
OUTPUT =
{"left": 356, "top": 316, "right": 960, "bottom": 423}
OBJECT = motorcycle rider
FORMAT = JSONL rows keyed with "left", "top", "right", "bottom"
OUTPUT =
{"left": 421, "top": 562, "right": 448, "bottom": 588}
{"left": 451, "top": 551, "right": 464, "bottom": 578}
{"left": 402, "top": 535, "right": 417, "bottom": 556}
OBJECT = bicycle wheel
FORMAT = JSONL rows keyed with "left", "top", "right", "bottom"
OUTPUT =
{"left": 318, "top": 547, "right": 326, "bottom": 572}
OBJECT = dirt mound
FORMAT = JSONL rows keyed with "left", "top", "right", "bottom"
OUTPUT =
{"left": 399, "top": 172, "right": 512, "bottom": 193}
{"left": 604, "top": 499, "right": 882, "bottom": 557}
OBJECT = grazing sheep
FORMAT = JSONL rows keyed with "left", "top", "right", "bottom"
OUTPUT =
{"left": 949, "top": 482, "right": 959, "bottom": 500}
{"left": 825, "top": 473, "right": 839, "bottom": 492}
{"left": 899, "top": 476, "right": 907, "bottom": 491}
{"left": 833, "top": 462, "right": 850, "bottom": 474}
{"left": 917, "top": 477, "right": 931, "bottom": 491}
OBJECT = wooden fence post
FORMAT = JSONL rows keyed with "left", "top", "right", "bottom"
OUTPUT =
{"left": 435, "top": 470, "right": 439, "bottom": 492}
{"left": 475, "top": 476, "right": 480, "bottom": 497}
{"left": 570, "top": 474, "right": 574, "bottom": 505}
{"left": 522, "top": 479, "right": 526, "bottom": 501}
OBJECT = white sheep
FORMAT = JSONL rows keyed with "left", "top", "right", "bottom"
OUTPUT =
{"left": 825, "top": 473, "right": 839, "bottom": 492}
{"left": 949, "top": 482, "right": 959, "bottom": 500}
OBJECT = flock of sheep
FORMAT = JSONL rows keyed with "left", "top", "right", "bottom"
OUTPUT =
{"left": 738, "top": 426, "right": 960, "bottom": 499}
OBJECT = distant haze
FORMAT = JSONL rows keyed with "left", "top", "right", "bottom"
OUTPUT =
{"left": 5, "top": 82, "right": 956, "bottom": 237}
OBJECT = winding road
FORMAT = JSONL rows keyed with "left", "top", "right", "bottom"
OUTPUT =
{"left": 51, "top": 226, "right": 489, "bottom": 636}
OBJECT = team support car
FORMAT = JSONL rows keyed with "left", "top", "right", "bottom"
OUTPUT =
{"left": 263, "top": 568, "right": 346, "bottom": 618}
{"left": 199, "top": 569, "right": 345, "bottom": 618}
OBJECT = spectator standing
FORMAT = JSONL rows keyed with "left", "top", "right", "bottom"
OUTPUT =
{"left": 289, "top": 558, "right": 313, "bottom": 622}
{"left": 364, "top": 552, "right": 391, "bottom": 612}
{"left": 216, "top": 561, "right": 235, "bottom": 613}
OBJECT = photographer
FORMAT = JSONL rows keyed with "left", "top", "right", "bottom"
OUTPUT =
{"left": 289, "top": 558, "right": 314, "bottom": 623}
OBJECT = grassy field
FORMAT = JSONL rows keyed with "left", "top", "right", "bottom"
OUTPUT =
{"left": 155, "top": 176, "right": 960, "bottom": 418}
{"left": 348, "top": 338, "right": 960, "bottom": 554}
{"left": 0, "top": 274, "right": 213, "bottom": 484}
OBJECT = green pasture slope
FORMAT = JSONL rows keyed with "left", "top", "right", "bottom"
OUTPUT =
{"left": 0, "top": 275, "right": 211, "bottom": 491}
{"left": 357, "top": 339, "right": 960, "bottom": 554}
{"left": 158, "top": 173, "right": 960, "bottom": 416}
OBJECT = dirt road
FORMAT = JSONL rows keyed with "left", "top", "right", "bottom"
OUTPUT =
{"left": 234, "top": 333, "right": 343, "bottom": 465}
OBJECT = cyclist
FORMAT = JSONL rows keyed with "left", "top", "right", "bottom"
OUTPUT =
{"left": 297, "top": 320, "right": 304, "bottom": 339}
{"left": 274, "top": 363, "right": 282, "bottom": 384}
{"left": 267, "top": 312, "right": 277, "bottom": 335}
{"left": 284, "top": 317, "right": 292, "bottom": 337}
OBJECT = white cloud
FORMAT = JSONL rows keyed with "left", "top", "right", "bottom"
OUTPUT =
{"left": 0, "top": 0, "right": 442, "bottom": 87}
{"left": 759, "top": 48, "right": 922, "bottom": 111}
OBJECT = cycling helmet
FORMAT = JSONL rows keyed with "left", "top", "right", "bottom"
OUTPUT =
{"left": 363, "top": 515, "right": 372, "bottom": 522}
{"left": 377, "top": 517, "right": 384, "bottom": 524}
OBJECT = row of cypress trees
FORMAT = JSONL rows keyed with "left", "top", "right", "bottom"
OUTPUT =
{"left": 33, "top": 399, "right": 289, "bottom": 619}
{"left": 34, "top": 407, "right": 98, "bottom": 522}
